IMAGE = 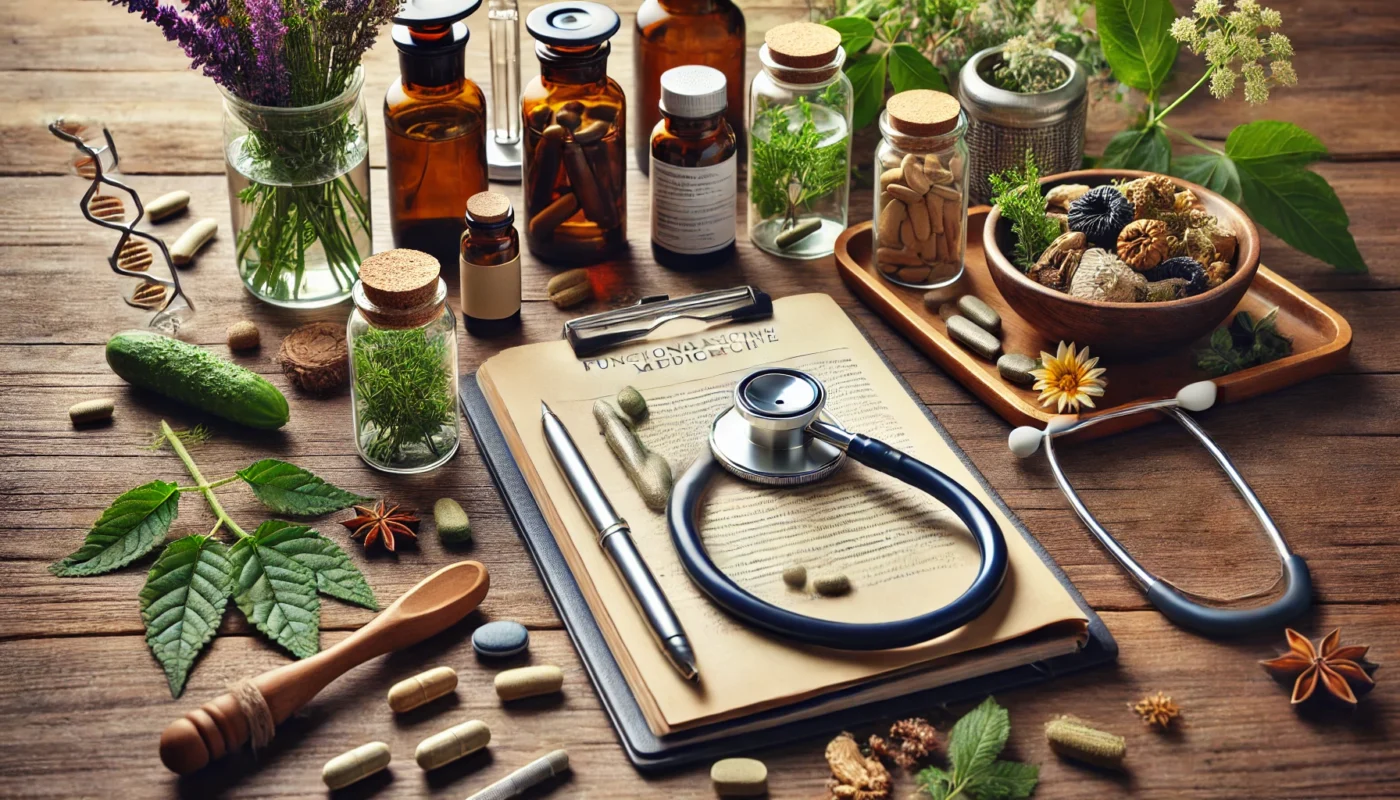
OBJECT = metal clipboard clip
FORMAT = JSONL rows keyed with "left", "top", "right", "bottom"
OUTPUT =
{"left": 563, "top": 286, "right": 773, "bottom": 357}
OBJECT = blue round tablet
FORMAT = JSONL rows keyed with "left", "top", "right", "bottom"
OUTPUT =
{"left": 472, "top": 620, "right": 529, "bottom": 658}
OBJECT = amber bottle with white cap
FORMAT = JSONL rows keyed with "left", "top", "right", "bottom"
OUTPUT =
{"left": 649, "top": 65, "right": 737, "bottom": 270}
{"left": 460, "top": 191, "right": 522, "bottom": 335}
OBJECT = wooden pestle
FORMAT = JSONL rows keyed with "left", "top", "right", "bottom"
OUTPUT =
{"left": 159, "top": 561, "right": 490, "bottom": 775}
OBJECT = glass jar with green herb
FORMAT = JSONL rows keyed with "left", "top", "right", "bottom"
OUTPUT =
{"left": 747, "top": 22, "right": 852, "bottom": 259}
{"left": 348, "top": 249, "right": 460, "bottom": 474}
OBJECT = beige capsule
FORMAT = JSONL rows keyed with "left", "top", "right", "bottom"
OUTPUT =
{"left": 943, "top": 201, "right": 962, "bottom": 247}
{"left": 936, "top": 234, "right": 949, "bottom": 262}
{"left": 894, "top": 265, "right": 933, "bottom": 284}
{"left": 169, "top": 218, "right": 217, "bottom": 266}
{"left": 922, "top": 152, "right": 943, "bottom": 175}
{"left": 145, "top": 190, "right": 191, "bottom": 222}
{"left": 927, "top": 192, "right": 945, "bottom": 235}
{"left": 495, "top": 664, "right": 564, "bottom": 701}
{"left": 879, "top": 167, "right": 904, "bottom": 193}
{"left": 930, "top": 183, "right": 960, "bottom": 202}
{"left": 322, "top": 741, "right": 391, "bottom": 790}
{"left": 918, "top": 230, "right": 938, "bottom": 262}
{"left": 902, "top": 153, "right": 931, "bottom": 194}
{"left": 899, "top": 219, "right": 916, "bottom": 249}
{"left": 887, "top": 183, "right": 924, "bottom": 204}
{"left": 907, "top": 199, "right": 931, "bottom": 241}
{"left": 415, "top": 719, "right": 492, "bottom": 770}
{"left": 388, "top": 666, "right": 458, "bottom": 713}
{"left": 949, "top": 154, "right": 964, "bottom": 179}
{"left": 877, "top": 247, "right": 923, "bottom": 267}
{"left": 877, "top": 199, "right": 906, "bottom": 246}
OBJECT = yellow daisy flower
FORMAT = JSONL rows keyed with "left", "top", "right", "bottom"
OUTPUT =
{"left": 1030, "top": 342, "right": 1107, "bottom": 413}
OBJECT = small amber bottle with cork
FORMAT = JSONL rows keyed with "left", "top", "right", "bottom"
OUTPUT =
{"left": 385, "top": 0, "right": 490, "bottom": 267}
{"left": 633, "top": 0, "right": 745, "bottom": 176}
{"left": 460, "top": 191, "right": 522, "bottom": 335}
{"left": 649, "top": 65, "right": 737, "bottom": 270}
{"left": 522, "top": 2, "right": 627, "bottom": 264}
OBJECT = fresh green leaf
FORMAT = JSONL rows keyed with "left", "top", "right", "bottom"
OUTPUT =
{"left": 1171, "top": 153, "right": 1241, "bottom": 203}
{"left": 916, "top": 766, "right": 953, "bottom": 800}
{"left": 1195, "top": 308, "right": 1292, "bottom": 376}
{"left": 236, "top": 459, "right": 370, "bottom": 516}
{"left": 51, "top": 480, "right": 181, "bottom": 576}
{"left": 1236, "top": 161, "right": 1368, "bottom": 273}
{"left": 846, "top": 51, "right": 887, "bottom": 132}
{"left": 230, "top": 536, "right": 320, "bottom": 658}
{"left": 949, "top": 696, "right": 1011, "bottom": 779}
{"left": 1225, "top": 120, "right": 1327, "bottom": 168}
{"left": 1100, "top": 126, "right": 1170, "bottom": 172}
{"left": 888, "top": 43, "right": 948, "bottom": 93}
{"left": 825, "top": 16, "right": 876, "bottom": 57}
{"left": 1094, "top": 0, "right": 1178, "bottom": 92}
{"left": 254, "top": 520, "right": 378, "bottom": 610}
{"left": 139, "top": 535, "right": 234, "bottom": 697}
{"left": 967, "top": 760, "right": 1040, "bottom": 799}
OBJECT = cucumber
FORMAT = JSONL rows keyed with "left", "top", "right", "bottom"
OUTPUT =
{"left": 106, "top": 330, "right": 290, "bottom": 429}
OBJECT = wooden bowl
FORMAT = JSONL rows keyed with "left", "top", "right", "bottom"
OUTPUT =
{"left": 983, "top": 168, "right": 1260, "bottom": 358}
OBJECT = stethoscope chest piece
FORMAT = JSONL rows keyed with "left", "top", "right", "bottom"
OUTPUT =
{"left": 709, "top": 369, "right": 846, "bottom": 486}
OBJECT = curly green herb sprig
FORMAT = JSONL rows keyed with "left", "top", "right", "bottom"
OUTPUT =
{"left": 352, "top": 326, "right": 456, "bottom": 464}
{"left": 989, "top": 151, "right": 1061, "bottom": 271}
{"left": 749, "top": 97, "right": 850, "bottom": 223}
{"left": 992, "top": 35, "right": 1069, "bottom": 93}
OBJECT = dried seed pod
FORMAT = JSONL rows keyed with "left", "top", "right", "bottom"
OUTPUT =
{"left": 1173, "top": 188, "right": 1199, "bottom": 213}
{"left": 1123, "top": 174, "right": 1178, "bottom": 218}
{"left": 1116, "top": 218, "right": 1170, "bottom": 271}
{"left": 877, "top": 199, "right": 906, "bottom": 245}
{"left": 902, "top": 154, "right": 931, "bottom": 194}
{"left": 1143, "top": 257, "right": 1209, "bottom": 296}
{"left": 1070, "top": 248, "right": 1147, "bottom": 302}
{"left": 1045, "top": 716, "right": 1126, "bottom": 769}
{"left": 1209, "top": 222, "right": 1237, "bottom": 263}
{"left": 1030, "top": 231, "right": 1087, "bottom": 291}
{"left": 1044, "top": 183, "right": 1090, "bottom": 210}
{"left": 887, "top": 183, "right": 924, "bottom": 204}
{"left": 278, "top": 321, "right": 349, "bottom": 394}
{"left": 1180, "top": 225, "right": 1217, "bottom": 267}
{"left": 1068, "top": 186, "right": 1134, "bottom": 248}
{"left": 825, "top": 732, "right": 890, "bottom": 799}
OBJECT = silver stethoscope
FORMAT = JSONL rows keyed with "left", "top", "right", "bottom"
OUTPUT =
{"left": 1007, "top": 379, "right": 1312, "bottom": 635}
{"left": 668, "top": 368, "right": 1010, "bottom": 650}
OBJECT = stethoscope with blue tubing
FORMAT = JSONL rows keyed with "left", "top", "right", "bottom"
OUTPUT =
{"left": 667, "top": 368, "right": 1311, "bottom": 649}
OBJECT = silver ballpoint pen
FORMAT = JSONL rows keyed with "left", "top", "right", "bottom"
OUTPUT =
{"left": 540, "top": 402, "right": 699, "bottom": 681}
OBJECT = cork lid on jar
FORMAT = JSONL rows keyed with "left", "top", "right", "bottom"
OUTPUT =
{"left": 765, "top": 23, "right": 842, "bottom": 70}
{"left": 466, "top": 191, "right": 513, "bottom": 225}
{"left": 886, "top": 90, "right": 963, "bottom": 137}
{"left": 359, "top": 249, "right": 442, "bottom": 309}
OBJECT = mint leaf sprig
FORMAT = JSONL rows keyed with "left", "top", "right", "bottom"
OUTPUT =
{"left": 918, "top": 697, "right": 1039, "bottom": 800}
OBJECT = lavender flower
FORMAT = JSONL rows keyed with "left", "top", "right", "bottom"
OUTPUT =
{"left": 110, "top": 0, "right": 246, "bottom": 95}
{"left": 244, "top": 0, "right": 289, "bottom": 106}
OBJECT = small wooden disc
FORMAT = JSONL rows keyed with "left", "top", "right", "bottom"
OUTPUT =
{"left": 358, "top": 249, "right": 440, "bottom": 309}
{"left": 278, "top": 321, "right": 349, "bottom": 395}
{"left": 467, "top": 191, "right": 512, "bottom": 224}
{"left": 887, "top": 90, "right": 962, "bottom": 137}
{"left": 764, "top": 22, "right": 841, "bottom": 69}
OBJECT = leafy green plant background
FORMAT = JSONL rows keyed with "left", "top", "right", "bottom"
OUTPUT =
{"left": 52, "top": 423, "right": 376, "bottom": 696}
{"left": 1094, "top": 0, "right": 1366, "bottom": 272}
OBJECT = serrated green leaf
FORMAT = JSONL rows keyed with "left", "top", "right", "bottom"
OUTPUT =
{"left": 1171, "top": 153, "right": 1241, "bottom": 203}
{"left": 1100, "top": 126, "right": 1170, "bottom": 172}
{"left": 1095, "top": 0, "right": 1178, "bottom": 92}
{"left": 825, "top": 16, "right": 875, "bottom": 57}
{"left": 51, "top": 480, "right": 181, "bottom": 576}
{"left": 967, "top": 760, "right": 1040, "bottom": 800}
{"left": 253, "top": 520, "right": 378, "bottom": 610}
{"left": 887, "top": 43, "right": 947, "bottom": 93}
{"left": 949, "top": 696, "right": 1011, "bottom": 780}
{"left": 230, "top": 536, "right": 320, "bottom": 658}
{"left": 139, "top": 535, "right": 233, "bottom": 697}
{"left": 916, "top": 766, "right": 953, "bottom": 800}
{"left": 847, "top": 51, "right": 887, "bottom": 132}
{"left": 236, "top": 459, "right": 370, "bottom": 516}
{"left": 1225, "top": 120, "right": 1327, "bottom": 168}
{"left": 1235, "top": 161, "right": 1368, "bottom": 273}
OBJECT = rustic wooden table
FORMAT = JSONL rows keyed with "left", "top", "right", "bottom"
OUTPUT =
{"left": 2, "top": 1, "right": 1396, "bottom": 797}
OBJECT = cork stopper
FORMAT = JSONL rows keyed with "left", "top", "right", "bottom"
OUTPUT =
{"left": 886, "top": 90, "right": 962, "bottom": 137}
{"left": 466, "top": 191, "right": 512, "bottom": 224}
{"left": 765, "top": 22, "right": 841, "bottom": 69}
{"left": 359, "top": 249, "right": 441, "bottom": 309}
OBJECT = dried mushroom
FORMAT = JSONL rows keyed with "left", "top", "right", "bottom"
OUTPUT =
{"left": 1070, "top": 248, "right": 1146, "bottom": 302}
{"left": 1143, "top": 277, "right": 1190, "bottom": 302}
{"left": 1116, "top": 218, "right": 1170, "bottom": 270}
{"left": 1045, "top": 183, "right": 1090, "bottom": 210}
{"left": 825, "top": 732, "right": 891, "bottom": 800}
{"left": 1205, "top": 260, "right": 1233, "bottom": 289}
{"left": 1173, "top": 188, "right": 1199, "bottom": 213}
{"left": 1030, "top": 230, "right": 1087, "bottom": 291}
{"left": 1122, "top": 174, "right": 1177, "bottom": 218}
{"left": 1068, "top": 186, "right": 1135, "bottom": 248}
{"left": 1143, "top": 257, "right": 1208, "bottom": 296}
{"left": 1210, "top": 221, "right": 1238, "bottom": 263}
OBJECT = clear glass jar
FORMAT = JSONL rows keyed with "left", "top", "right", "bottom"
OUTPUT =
{"left": 223, "top": 67, "right": 371, "bottom": 308}
{"left": 873, "top": 96, "right": 969, "bottom": 289}
{"left": 348, "top": 271, "right": 460, "bottom": 474}
{"left": 747, "top": 23, "right": 852, "bottom": 260}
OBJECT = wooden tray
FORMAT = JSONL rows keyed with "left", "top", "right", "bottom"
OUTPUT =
{"left": 836, "top": 208, "right": 1353, "bottom": 440}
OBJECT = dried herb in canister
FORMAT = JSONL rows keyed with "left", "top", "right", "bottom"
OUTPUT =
{"left": 351, "top": 326, "right": 456, "bottom": 466}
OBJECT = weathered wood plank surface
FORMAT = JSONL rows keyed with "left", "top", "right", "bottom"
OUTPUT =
{"left": 1, "top": 0, "right": 1397, "bottom": 796}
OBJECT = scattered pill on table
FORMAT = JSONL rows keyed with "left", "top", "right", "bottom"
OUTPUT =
{"left": 711, "top": 757, "right": 768, "bottom": 797}
{"left": 495, "top": 665, "right": 563, "bottom": 701}
{"left": 434, "top": 497, "right": 472, "bottom": 545}
{"left": 473, "top": 620, "right": 530, "bottom": 658}
{"left": 226, "top": 320, "right": 260, "bottom": 351}
{"left": 946, "top": 315, "right": 1002, "bottom": 361}
{"left": 782, "top": 564, "right": 807, "bottom": 589}
{"left": 387, "top": 666, "right": 458, "bottom": 713}
{"left": 145, "top": 190, "right": 191, "bottom": 222}
{"left": 68, "top": 398, "right": 114, "bottom": 426}
{"left": 814, "top": 574, "right": 852, "bottom": 597}
{"left": 322, "top": 741, "right": 391, "bottom": 790}
{"left": 956, "top": 294, "right": 1002, "bottom": 335}
{"left": 169, "top": 217, "right": 217, "bottom": 266}
{"left": 415, "top": 719, "right": 491, "bottom": 771}
{"left": 997, "top": 353, "right": 1039, "bottom": 386}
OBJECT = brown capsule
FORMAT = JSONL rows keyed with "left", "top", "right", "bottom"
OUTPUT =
{"left": 562, "top": 143, "right": 616, "bottom": 228}
{"left": 571, "top": 120, "right": 610, "bottom": 144}
{"left": 528, "top": 192, "right": 580, "bottom": 239}
{"left": 528, "top": 105, "right": 555, "bottom": 129}
{"left": 528, "top": 125, "right": 568, "bottom": 213}
{"left": 555, "top": 109, "right": 581, "bottom": 131}
{"left": 877, "top": 199, "right": 906, "bottom": 246}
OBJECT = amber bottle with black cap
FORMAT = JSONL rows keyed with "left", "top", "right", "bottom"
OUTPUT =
{"left": 460, "top": 191, "right": 522, "bottom": 335}
{"left": 386, "top": 0, "right": 490, "bottom": 267}
{"left": 522, "top": 2, "right": 626, "bottom": 264}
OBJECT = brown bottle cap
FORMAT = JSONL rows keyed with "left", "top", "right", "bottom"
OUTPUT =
{"left": 764, "top": 22, "right": 841, "bottom": 70}
{"left": 359, "top": 248, "right": 441, "bottom": 309}
{"left": 467, "top": 191, "right": 512, "bottom": 224}
{"left": 887, "top": 90, "right": 962, "bottom": 137}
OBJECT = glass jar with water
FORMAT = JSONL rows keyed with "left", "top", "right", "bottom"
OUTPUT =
{"left": 746, "top": 22, "right": 852, "bottom": 260}
{"left": 223, "top": 67, "right": 372, "bottom": 308}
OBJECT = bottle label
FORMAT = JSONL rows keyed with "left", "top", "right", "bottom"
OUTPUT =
{"left": 461, "top": 253, "right": 522, "bottom": 321}
{"left": 649, "top": 156, "right": 736, "bottom": 254}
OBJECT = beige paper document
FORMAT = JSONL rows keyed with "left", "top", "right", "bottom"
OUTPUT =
{"left": 478, "top": 293, "right": 1088, "bottom": 734}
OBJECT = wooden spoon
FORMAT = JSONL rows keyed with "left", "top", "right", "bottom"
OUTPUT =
{"left": 159, "top": 560, "right": 490, "bottom": 774}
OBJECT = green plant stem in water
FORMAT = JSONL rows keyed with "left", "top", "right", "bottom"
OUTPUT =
{"left": 352, "top": 327, "right": 455, "bottom": 465}
{"left": 750, "top": 97, "right": 848, "bottom": 226}
{"left": 161, "top": 420, "right": 249, "bottom": 539}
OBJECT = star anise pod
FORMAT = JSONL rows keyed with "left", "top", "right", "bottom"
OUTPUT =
{"left": 1260, "top": 628, "right": 1376, "bottom": 705}
{"left": 341, "top": 501, "right": 419, "bottom": 552}
{"left": 1131, "top": 691, "right": 1181, "bottom": 729}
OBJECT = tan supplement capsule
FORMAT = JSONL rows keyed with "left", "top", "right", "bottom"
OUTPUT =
{"left": 1044, "top": 716, "right": 1126, "bottom": 769}
{"left": 711, "top": 757, "right": 768, "bottom": 796}
{"left": 814, "top": 574, "right": 852, "bottom": 597}
{"left": 322, "top": 741, "right": 391, "bottom": 789}
{"left": 68, "top": 398, "right": 114, "bottom": 426}
{"left": 169, "top": 217, "right": 217, "bottom": 266}
{"left": 387, "top": 666, "right": 458, "bottom": 712}
{"left": 546, "top": 267, "right": 593, "bottom": 308}
{"left": 415, "top": 719, "right": 491, "bottom": 770}
{"left": 782, "top": 564, "right": 807, "bottom": 589}
{"left": 495, "top": 664, "right": 564, "bottom": 701}
{"left": 226, "top": 320, "right": 260, "bottom": 351}
{"left": 145, "top": 190, "right": 191, "bottom": 222}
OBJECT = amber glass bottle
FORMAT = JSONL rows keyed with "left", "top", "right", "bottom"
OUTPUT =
{"left": 650, "top": 66, "right": 736, "bottom": 270}
{"left": 386, "top": 0, "right": 490, "bottom": 268}
{"left": 634, "top": 0, "right": 745, "bottom": 176}
{"left": 522, "top": 2, "right": 627, "bottom": 264}
{"left": 460, "top": 191, "right": 522, "bottom": 335}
